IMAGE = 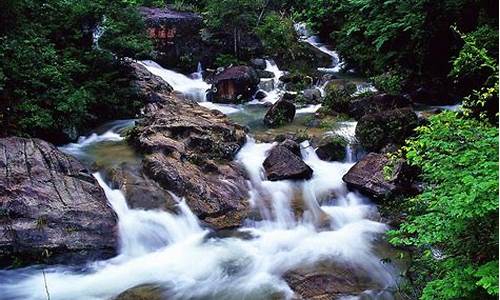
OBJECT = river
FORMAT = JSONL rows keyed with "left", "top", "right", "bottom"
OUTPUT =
{"left": 0, "top": 40, "right": 407, "bottom": 300}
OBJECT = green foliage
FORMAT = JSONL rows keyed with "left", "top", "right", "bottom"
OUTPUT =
{"left": 0, "top": 0, "right": 152, "bottom": 142}
{"left": 214, "top": 54, "right": 241, "bottom": 68}
{"left": 450, "top": 26, "right": 499, "bottom": 123}
{"left": 204, "top": 0, "right": 264, "bottom": 57}
{"left": 298, "top": 0, "right": 498, "bottom": 94}
{"left": 388, "top": 111, "right": 499, "bottom": 299}
{"left": 322, "top": 81, "right": 356, "bottom": 114}
{"left": 370, "top": 70, "right": 405, "bottom": 95}
{"left": 256, "top": 13, "right": 297, "bottom": 60}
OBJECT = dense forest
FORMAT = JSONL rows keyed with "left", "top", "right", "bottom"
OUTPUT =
{"left": 0, "top": 0, "right": 498, "bottom": 299}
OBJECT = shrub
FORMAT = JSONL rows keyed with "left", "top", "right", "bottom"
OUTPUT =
{"left": 389, "top": 111, "right": 499, "bottom": 300}
{"left": 370, "top": 70, "right": 405, "bottom": 95}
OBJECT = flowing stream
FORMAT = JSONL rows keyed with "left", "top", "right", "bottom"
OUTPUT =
{"left": 0, "top": 59, "right": 404, "bottom": 300}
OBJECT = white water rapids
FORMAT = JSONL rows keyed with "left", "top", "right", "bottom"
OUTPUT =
{"left": 0, "top": 60, "right": 400, "bottom": 300}
{"left": 0, "top": 137, "right": 397, "bottom": 300}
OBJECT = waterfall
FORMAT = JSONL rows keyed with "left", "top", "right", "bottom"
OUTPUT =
{"left": 92, "top": 16, "right": 107, "bottom": 50}
{"left": 138, "top": 60, "right": 211, "bottom": 102}
{"left": 59, "top": 119, "right": 135, "bottom": 158}
{"left": 294, "top": 22, "right": 344, "bottom": 73}
{"left": 138, "top": 60, "right": 243, "bottom": 114}
{"left": 0, "top": 57, "right": 401, "bottom": 300}
{"left": 0, "top": 136, "right": 398, "bottom": 300}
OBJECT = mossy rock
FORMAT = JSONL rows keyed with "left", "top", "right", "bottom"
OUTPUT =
{"left": 315, "top": 134, "right": 348, "bottom": 161}
{"left": 355, "top": 108, "right": 418, "bottom": 152}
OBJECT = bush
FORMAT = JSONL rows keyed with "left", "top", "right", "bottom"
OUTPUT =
{"left": 450, "top": 26, "right": 499, "bottom": 123}
{"left": 322, "top": 81, "right": 356, "bottom": 114}
{"left": 389, "top": 111, "right": 499, "bottom": 300}
{"left": 370, "top": 70, "right": 405, "bottom": 95}
{"left": 214, "top": 54, "right": 241, "bottom": 68}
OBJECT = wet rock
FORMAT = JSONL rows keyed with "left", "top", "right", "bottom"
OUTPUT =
{"left": 0, "top": 137, "right": 118, "bottom": 266}
{"left": 129, "top": 62, "right": 250, "bottom": 229}
{"left": 284, "top": 264, "right": 380, "bottom": 299}
{"left": 258, "top": 79, "right": 275, "bottom": 92}
{"left": 115, "top": 284, "right": 167, "bottom": 300}
{"left": 342, "top": 152, "right": 419, "bottom": 200}
{"left": 263, "top": 145, "right": 313, "bottom": 181}
{"left": 254, "top": 90, "right": 267, "bottom": 100}
{"left": 250, "top": 58, "right": 267, "bottom": 70}
{"left": 208, "top": 66, "right": 259, "bottom": 103}
{"left": 256, "top": 70, "right": 275, "bottom": 79}
{"left": 349, "top": 93, "right": 412, "bottom": 120}
{"left": 303, "top": 88, "right": 322, "bottom": 104}
{"left": 280, "top": 139, "right": 302, "bottom": 157}
{"left": 263, "top": 99, "right": 296, "bottom": 127}
{"left": 315, "top": 135, "right": 348, "bottom": 162}
{"left": 355, "top": 108, "right": 418, "bottom": 152}
{"left": 109, "top": 164, "right": 177, "bottom": 211}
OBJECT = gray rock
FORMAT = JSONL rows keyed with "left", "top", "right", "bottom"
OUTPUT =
{"left": 342, "top": 152, "right": 419, "bottom": 200}
{"left": 0, "top": 137, "right": 118, "bottom": 266}
{"left": 315, "top": 135, "right": 348, "bottom": 162}
{"left": 263, "top": 99, "right": 296, "bottom": 127}
{"left": 263, "top": 145, "right": 313, "bottom": 181}
{"left": 250, "top": 58, "right": 266, "bottom": 70}
{"left": 129, "top": 63, "right": 250, "bottom": 229}
{"left": 302, "top": 88, "right": 322, "bottom": 103}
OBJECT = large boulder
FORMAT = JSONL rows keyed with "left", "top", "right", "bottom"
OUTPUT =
{"left": 284, "top": 264, "right": 380, "bottom": 299}
{"left": 263, "top": 99, "right": 296, "bottom": 127}
{"left": 263, "top": 145, "right": 313, "bottom": 181}
{"left": 129, "top": 63, "right": 250, "bottom": 229}
{"left": 355, "top": 108, "right": 418, "bottom": 152}
{"left": 0, "top": 137, "right": 118, "bottom": 266}
{"left": 302, "top": 88, "right": 322, "bottom": 104}
{"left": 342, "top": 152, "right": 419, "bottom": 200}
{"left": 139, "top": 7, "right": 204, "bottom": 71}
{"left": 349, "top": 93, "right": 412, "bottom": 120}
{"left": 208, "top": 66, "right": 259, "bottom": 103}
{"left": 315, "top": 135, "right": 348, "bottom": 162}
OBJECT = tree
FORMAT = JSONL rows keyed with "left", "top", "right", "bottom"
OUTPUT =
{"left": 205, "top": 0, "right": 264, "bottom": 58}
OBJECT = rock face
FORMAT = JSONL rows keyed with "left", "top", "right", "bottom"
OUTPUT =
{"left": 263, "top": 145, "right": 313, "bottom": 181}
{"left": 0, "top": 137, "right": 118, "bottom": 266}
{"left": 139, "top": 7, "right": 204, "bottom": 71}
{"left": 349, "top": 93, "right": 412, "bottom": 120}
{"left": 208, "top": 66, "right": 259, "bottom": 103}
{"left": 263, "top": 99, "right": 296, "bottom": 127}
{"left": 342, "top": 152, "right": 419, "bottom": 200}
{"left": 355, "top": 108, "right": 418, "bottom": 152}
{"left": 129, "top": 63, "right": 250, "bottom": 229}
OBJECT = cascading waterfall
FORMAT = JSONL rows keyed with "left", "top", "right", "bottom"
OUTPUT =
{"left": 294, "top": 23, "right": 344, "bottom": 73}
{"left": 138, "top": 60, "right": 211, "bottom": 103}
{"left": 0, "top": 132, "right": 398, "bottom": 300}
{"left": 0, "top": 56, "right": 404, "bottom": 299}
{"left": 59, "top": 119, "right": 135, "bottom": 159}
{"left": 139, "top": 60, "right": 242, "bottom": 114}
